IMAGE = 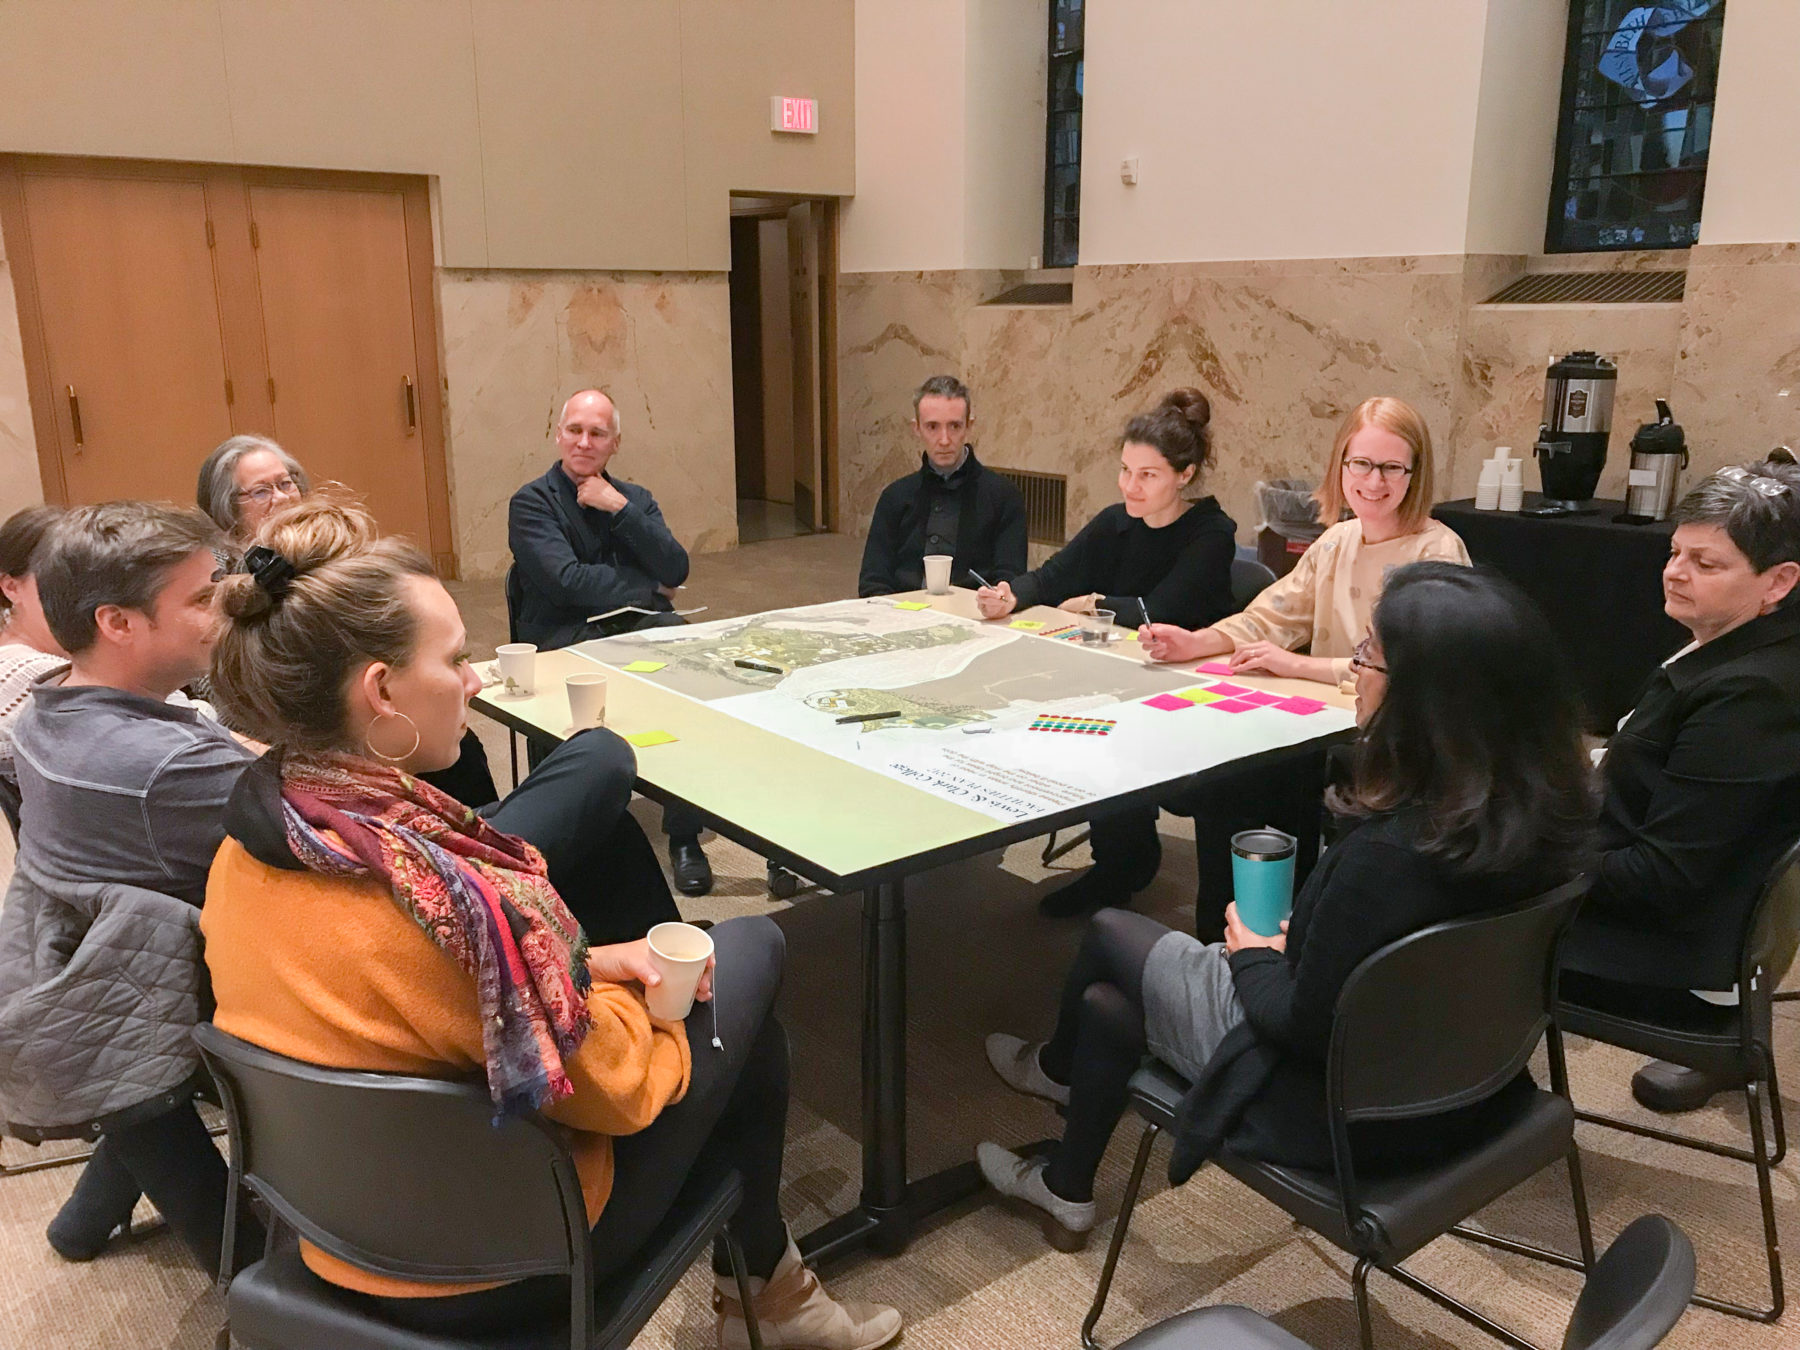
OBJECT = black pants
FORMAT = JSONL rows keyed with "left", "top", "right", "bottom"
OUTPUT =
{"left": 481, "top": 727, "right": 681, "bottom": 947}
{"left": 360, "top": 915, "right": 791, "bottom": 1337}
{"left": 49, "top": 1098, "right": 262, "bottom": 1271}
{"left": 1037, "top": 909, "right": 1169, "bottom": 1203}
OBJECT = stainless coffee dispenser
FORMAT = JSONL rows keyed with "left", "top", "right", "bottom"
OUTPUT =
{"left": 1618, "top": 399, "right": 1688, "bottom": 523}
{"left": 1529, "top": 351, "right": 1617, "bottom": 515}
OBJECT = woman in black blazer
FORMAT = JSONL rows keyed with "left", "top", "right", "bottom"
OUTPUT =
{"left": 975, "top": 563, "right": 1593, "bottom": 1249}
{"left": 1559, "top": 453, "right": 1800, "bottom": 1113}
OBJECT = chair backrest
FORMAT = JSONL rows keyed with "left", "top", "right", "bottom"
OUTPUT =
{"left": 194, "top": 1024, "right": 591, "bottom": 1301}
{"left": 1229, "top": 556, "right": 1278, "bottom": 614}
{"left": 504, "top": 563, "right": 524, "bottom": 644}
{"left": 1745, "top": 832, "right": 1800, "bottom": 995}
{"left": 1561, "top": 1215, "right": 1694, "bottom": 1350}
{"left": 1329, "top": 877, "right": 1589, "bottom": 1123}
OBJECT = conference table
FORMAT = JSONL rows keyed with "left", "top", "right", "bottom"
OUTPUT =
{"left": 470, "top": 588, "right": 1356, "bottom": 1262}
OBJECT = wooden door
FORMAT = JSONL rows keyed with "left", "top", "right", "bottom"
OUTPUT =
{"left": 247, "top": 182, "right": 434, "bottom": 549}
{"left": 10, "top": 169, "right": 234, "bottom": 504}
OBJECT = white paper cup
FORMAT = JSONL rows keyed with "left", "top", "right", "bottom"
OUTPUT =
{"left": 566, "top": 672, "right": 608, "bottom": 730}
{"left": 496, "top": 643, "right": 537, "bottom": 695}
{"left": 645, "top": 921, "right": 714, "bottom": 1020}
{"left": 922, "top": 554, "right": 953, "bottom": 595}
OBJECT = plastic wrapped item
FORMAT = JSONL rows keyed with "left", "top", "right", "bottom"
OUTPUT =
{"left": 1254, "top": 478, "right": 1322, "bottom": 578}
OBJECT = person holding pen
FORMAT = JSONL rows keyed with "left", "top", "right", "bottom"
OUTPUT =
{"left": 973, "top": 388, "right": 1236, "bottom": 632}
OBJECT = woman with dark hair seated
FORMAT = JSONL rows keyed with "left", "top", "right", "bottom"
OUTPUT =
{"left": 976, "top": 562, "right": 1593, "bottom": 1247}
{"left": 1559, "top": 453, "right": 1800, "bottom": 1114}
{"left": 0, "top": 506, "right": 68, "bottom": 820}
{"left": 202, "top": 499, "right": 900, "bottom": 1350}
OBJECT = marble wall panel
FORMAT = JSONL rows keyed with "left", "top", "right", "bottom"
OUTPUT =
{"left": 1671, "top": 243, "right": 1800, "bottom": 475}
{"left": 439, "top": 269, "right": 736, "bottom": 579}
{"left": 0, "top": 226, "right": 45, "bottom": 522}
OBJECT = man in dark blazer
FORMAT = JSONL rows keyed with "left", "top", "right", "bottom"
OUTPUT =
{"left": 508, "top": 389, "right": 713, "bottom": 895}
{"left": 858, "top": 375, "right": 1028, "bottom": 597}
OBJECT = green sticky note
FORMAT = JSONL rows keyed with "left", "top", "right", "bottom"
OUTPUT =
{"left": 1010, "top": 619, "right": 1045, "bottom": 630}
{"left": 621, "top": 660, "right": 666, "bottom": 673}
{"left": 893, "top": 601, "right": 933, "bottom": 611}
{"left": 624, "top": 730, "right": 679, "bottom": 748}
{"left": 1177, "top": 687, "right": 1226, "bottom": 705}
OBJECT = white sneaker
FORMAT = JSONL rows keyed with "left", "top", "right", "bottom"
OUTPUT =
{"left": 715, "top": 1235, "right": 902, "bottom": 1350}
{"left": 984, "top": 1033, "right": 1071, "bottom": 1106}
{"left": 976, "top": 1141, "right": 1095, "bottom": 1251}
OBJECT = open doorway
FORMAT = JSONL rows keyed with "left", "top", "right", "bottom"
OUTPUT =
{"left": 727, "top": 195, "right": 838, "bottom": 544}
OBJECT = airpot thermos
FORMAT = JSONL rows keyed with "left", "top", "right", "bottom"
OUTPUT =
{"left": 1530, "top": 350, "right": 1617, "bottom": 514}
{"left": 1618, "top": 399, "right": 1689, "bottom": 523}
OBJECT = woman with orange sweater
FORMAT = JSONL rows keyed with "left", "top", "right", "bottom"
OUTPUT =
{"left": 201, "top": 500, "right": 899, "bottom": 1350}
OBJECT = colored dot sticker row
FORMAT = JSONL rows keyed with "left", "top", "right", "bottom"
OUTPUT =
{"left": 1028, "top": 714, "right": 1118, "bottom": 736}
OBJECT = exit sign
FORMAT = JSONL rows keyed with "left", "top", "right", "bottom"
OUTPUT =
{"left": 770, "top": 96, "right": 819, "bottom": 134}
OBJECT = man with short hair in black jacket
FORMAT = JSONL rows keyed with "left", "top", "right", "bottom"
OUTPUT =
{"left": 858, "top": 375, "right": 1028, "bottom": 597}
{"left": 508, "top": 388, "right": 713, "bottom": 896}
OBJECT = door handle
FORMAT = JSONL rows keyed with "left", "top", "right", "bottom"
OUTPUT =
{"left": 66, "top": 385, "right": 84, "bottom": 449}
{"left": 403, "top": 375, "right": 417, "bottom": 433}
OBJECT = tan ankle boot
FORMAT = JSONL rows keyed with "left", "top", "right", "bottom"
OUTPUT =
{"left": 714, "top": 1236, "right": 902, "bottom": 1350}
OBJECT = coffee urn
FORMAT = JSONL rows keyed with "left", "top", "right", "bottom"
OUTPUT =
{"left": 1618, "top": 399, "right": 1689, "bottom": 523}
{"left": 1529, "top": 350, "right": 1617, "bottom": 515}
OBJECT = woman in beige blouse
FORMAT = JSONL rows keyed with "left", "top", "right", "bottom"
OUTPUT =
{"left": 1142, "top": 396, "right": 1469, "bottom": 684}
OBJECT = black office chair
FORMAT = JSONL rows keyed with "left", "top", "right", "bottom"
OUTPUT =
{"left": 1083, "top": 879, "right": 1596, "bottom": 1350}
{"left": 1558, "top": 834, "right": 1800, "bottom": 1323}
{"left": 1115, "top": 1213, "right": 1694, "bottom": 1350}
{"left": 194, "top": 1024, "right": 764, "bottom": 1350}
{"left": 1042, "top": 554, "right": 1281, "bottom": 867}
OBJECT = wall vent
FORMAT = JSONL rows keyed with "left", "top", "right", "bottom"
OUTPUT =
{"left": 992, "top": 467, "right": 1067, "bottom": 545}
{"left": 1483, "top": 270, "right": 1685, "bottom": 305}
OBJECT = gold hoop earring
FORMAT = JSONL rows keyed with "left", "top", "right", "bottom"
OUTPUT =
{"left": 366, "top": 711, "right": 421, "bottom": 763}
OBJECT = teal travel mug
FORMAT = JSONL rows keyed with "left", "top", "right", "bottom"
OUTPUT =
{"left": 1231, "top": 827, "right": 1297, "bottom": 937}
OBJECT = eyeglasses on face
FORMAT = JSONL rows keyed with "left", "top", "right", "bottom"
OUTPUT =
{"left": 1343, "top": 457, "right": 1414, "bottom": 481}
{"left": 238, "top": 477, "right": 300, "bottom": 506}
{"left": 1350, "top": 635, "right": 1387, "bottom": 674}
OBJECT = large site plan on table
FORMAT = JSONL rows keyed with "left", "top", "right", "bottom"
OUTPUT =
{"left": 573, "top": 598, "right": 1356, "bottom": 823}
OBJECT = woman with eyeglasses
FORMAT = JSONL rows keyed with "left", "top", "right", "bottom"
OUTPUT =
{"left": 1141, "top": 396, "right": 1469, "bottom": 685}
{"left": 978, "top": 563, "right": 1592, "bottom": 1251}
{"left": 196, "top": 434, "right": 311, "bottom": 546}
{"left": 1559, "top": 453, "right": 1800, "bottom": 1116}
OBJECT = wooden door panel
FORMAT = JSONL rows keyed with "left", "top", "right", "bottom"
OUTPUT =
{"left": 19, "top": 171, "right": 232, "bottom": 505}
{"left": 248, "top": 184, "right": 431, "bottom": 546}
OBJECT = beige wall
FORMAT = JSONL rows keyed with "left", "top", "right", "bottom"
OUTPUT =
{"left": 0, "top": 0, "right": 853, "bottom": 270}
{"left": 1462, "top": 0, "right": 1565, "bottom": 255}
{"left": 1698, "top": 1, "right": 1800, "bottom": 244}
{"left": 962, "top": 0, "right": 1047, "bottom": 269}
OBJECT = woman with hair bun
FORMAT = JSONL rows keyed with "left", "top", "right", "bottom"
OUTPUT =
{"left": 975, "top": 388, "right": 1237, "bottom": 631}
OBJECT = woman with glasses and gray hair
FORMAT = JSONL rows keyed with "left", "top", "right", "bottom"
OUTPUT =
{"left": 195, "top": 434, "right": 311, "bottom": 543}
{"left": 1559, "top": 451, "right": 1800, "bottom": 1114}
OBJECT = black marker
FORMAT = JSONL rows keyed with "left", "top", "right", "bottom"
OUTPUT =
{"left": 734, "top": 658, "right": 783, "bottom": 674}
{"left": 836, "top": 710, "right": 902, "bottom": 724}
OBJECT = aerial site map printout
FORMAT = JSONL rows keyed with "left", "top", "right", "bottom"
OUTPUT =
{"left": 574, "top": 599, "right": 1353, "bottom": 823}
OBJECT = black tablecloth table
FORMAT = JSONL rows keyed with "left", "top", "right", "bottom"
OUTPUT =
{"left": 1434, "top": 496, "right": 1686, "bottom": 732}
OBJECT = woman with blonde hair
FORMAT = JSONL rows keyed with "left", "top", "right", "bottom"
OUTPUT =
{"left": 202, "top": 499, "right": 900, "bottom": 1349}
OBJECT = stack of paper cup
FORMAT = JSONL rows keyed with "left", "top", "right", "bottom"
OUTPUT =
{"left": 1475, "top": 460, "right": 1502, "bottom": 510}
{"left": 1499, "top": 452, "right": 1524, "bottom": 511}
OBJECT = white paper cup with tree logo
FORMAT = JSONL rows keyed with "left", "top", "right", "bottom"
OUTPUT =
{"left": 645, "top": 921, "right": 714, "bottom": 1020}
{"left": 495, "top": 643, "right": 537, "bottom": 695}
{"left": 565, "top": 672, "right": 608, "bottom": 731}
{"left": 922, "top": 554, "right": 953, "bottom": 595}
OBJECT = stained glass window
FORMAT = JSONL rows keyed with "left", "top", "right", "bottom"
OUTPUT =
{"left": 1043, "top": 0, "right": 1083, "bottom": 268}
{"left": 1546, "top": 0, "right": 1726, "bottom": 252}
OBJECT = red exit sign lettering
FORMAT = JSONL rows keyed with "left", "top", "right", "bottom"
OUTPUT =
{"left": 770, "top": 96, "right": 819, "bottom": 135}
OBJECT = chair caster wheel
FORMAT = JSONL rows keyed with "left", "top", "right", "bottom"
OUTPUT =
{"left": 767, "top": 863, "right": 801, "bottom": 899}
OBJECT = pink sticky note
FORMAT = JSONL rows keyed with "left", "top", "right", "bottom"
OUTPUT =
{"left": 1144, "top": 693, "right": 1194, "bottom": 711}
{"left": 1206, "top": 698, "right": 1257, "bottom": 713}
{"left": 1274, "top": 696, "right": 1326, "bottom": 714}
{"left": 1240, "top": 690, "right": 1283, "bottom": 707}
{"left": 1205, "top": 682, "right": 1251, "bottom": 697}
{"left": 1195, "top": 661, "right": 1235, "bottom": 675}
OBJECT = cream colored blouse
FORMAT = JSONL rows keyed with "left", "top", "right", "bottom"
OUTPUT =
{"left": 1212, "top": 517, "right": 1471, "bottom": 683}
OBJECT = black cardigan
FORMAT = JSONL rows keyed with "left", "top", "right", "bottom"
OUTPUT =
{"left": 1561, "top": 601, "right": 1800, "bottom": 990}
{"left": 858, "top": 451, "right": 1028, "bottom": 596}
{"left": 1008, "top": 499, "right": 1236, "bottom": 631}
{"left": 507, "top": 463, "right": 690, "bottom": 650}
{"left": 1170, "top": 811, "right": 1548, "bottom": 1182}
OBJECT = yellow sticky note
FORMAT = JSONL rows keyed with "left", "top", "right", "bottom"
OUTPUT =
{"left": 1010, "top": 619, "right": 1045, "bottom": 630}
{"left": 624, "top": 730, "right": 679, "bottom": 748}
{"left": 1177, "top": 687, "right": 1226, "bottom": 704}
{"left": 622, "top": 660, "right": 666, "bottom": 673}
{"left": 1122, "top": 630, "right": 1139, "bottom": 641}
{"left": 893, "top": 601, "right": 933, "bottom": 611}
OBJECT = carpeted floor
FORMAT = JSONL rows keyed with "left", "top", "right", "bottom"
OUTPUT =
{"left": 2, "top": 530, "right": 1794, "bottom": 1349}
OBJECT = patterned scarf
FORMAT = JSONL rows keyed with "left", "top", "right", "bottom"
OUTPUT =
{"left": 278, "top": 750, "right": 592, "bottom": 1116}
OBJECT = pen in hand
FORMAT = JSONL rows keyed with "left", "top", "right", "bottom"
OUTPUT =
{"left": 967, "top": 569, "right": 993, "bottom": 590}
